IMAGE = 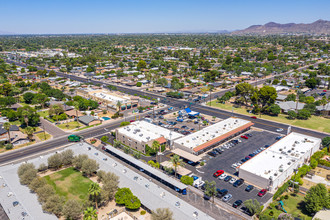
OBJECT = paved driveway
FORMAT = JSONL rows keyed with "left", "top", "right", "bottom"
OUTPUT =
{"left": 40, "top": 118, "right": 67, "bottom": 138}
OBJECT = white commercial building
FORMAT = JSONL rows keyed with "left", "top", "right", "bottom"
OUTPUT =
{"left": 173, "top": 117, "right": 254, "bottom": 155}
{"left": 116, "top": 121, "right": 183, "bottom": 154}
{"left": 239, "top": 132, "right": 321, "bottom": 192}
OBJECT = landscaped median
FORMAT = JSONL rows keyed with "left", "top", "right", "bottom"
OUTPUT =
{"left": 207, "top": 100, "right": 330, "bottom": 133}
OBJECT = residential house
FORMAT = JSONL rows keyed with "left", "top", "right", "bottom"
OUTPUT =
{"left": 0, "top": 125, "right": 29, "bottom": 146}
{"left": 78, "top": 115, "right": 102, "bottom": 126}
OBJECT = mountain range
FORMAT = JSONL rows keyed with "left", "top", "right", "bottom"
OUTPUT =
{"left": 232, "top": 19, "right": 330, "bottom": 35}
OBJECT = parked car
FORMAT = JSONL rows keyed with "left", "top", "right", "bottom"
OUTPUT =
{"left": 246, "top": 133, "right": 253, "bottom": 137}
{"left": 224, "top": 176, "right": 232, "bottom": 182}
{"left": 276, "top": 128, "right": 283, "bottom": 132}
{"left": 217, "top": 189, "right": 228, "bottom": 198}
{"left": 258, "top": 189, "right": 267, "bottom": 197}
{"left": 229, "top": 178, "right": 237, "bottom": 184}
{"left": 233, "top": 200, "right": 243, "bottom": 208}
{"left": 222, "top": 194, "right": 232, "bottom": 202}
{"left": 245, "top": 185, "right": 254, "bottom": 192}
{"left": 241, "top": 135, "right": 248, "bottom": 139}
{"left": 213, "top": 170, "right": 224, "bottom": 177}
{"left": 208, "top": 151, "right": 217, "bottom": 157}
{"left": 241, "top": 158, "right": 247, "bottom": 163}
{"left": 264, "top": 145, "right": 270, "bottom": 148}
{"left": 248, "top": 154, "right": 255, "bottom": 157}
{"left": 276, "top": 136, "right": 282, "bottom": 140}
{"left": 218, "top": 173, "right": 228, "bottom": 180}
{"left": 233, "top": 179, "right": 244, "bottom": 187}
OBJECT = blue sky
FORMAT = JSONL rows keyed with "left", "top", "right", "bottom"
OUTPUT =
{"left": 1, "top": 0, "right": 329, "bottom": 34}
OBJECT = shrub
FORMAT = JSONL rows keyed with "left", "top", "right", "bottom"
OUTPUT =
{"left": 140, "top": 210, "right": 146, "bottom": 215}
{"left": 269, "top": 211, "right": 274, "bottom": 216}
{"left": 273, "top": 181, "right": 289, "bottom": 200}
{"left": 200, "top": 161, "right": 205, "bottom": 166}
{"left": 287, "top": 110, "right": 297, "bottom": 120}
{"left": 284, "top": 195, "right": 289, "bottom": 200}
{"left": 5, "top": 144, "right": 13, "bottom": 150}
{"left": 180, "top": 175, "right": 194, "bottom": 185}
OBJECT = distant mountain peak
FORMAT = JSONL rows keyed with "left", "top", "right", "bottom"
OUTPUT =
{"left": 232, "top": 19, "right": 330, "bottom": 35}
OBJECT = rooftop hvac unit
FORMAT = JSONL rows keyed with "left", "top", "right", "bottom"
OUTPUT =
{"left": 146, "top": 137, "right": 150, "bottom": 140}
{"left": 279, "top": 148, "right": 283, "bottom": 151}
{"left": 279, "top": 157, "right": 282, "bottom": 159}
{"left": 139, "top": 134, "right": 143, "bottom": 137}
{"left": 274, "top": 173, "right": 278, "bottom": 176}
{"left": 133, "top": 131, "right": 137, "bottom": 134}
{"left": 279, "top": 168, "right": 284, "bottom": 172}
{"left": 287, "top": 162, "right": 291, "bottom": 165}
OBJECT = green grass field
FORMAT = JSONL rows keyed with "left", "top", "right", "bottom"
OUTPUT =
{"left": 35, "top": 132, "right": 51, "bottom": 141}
{"left": 38, "top": 110, "right": 49, "bottom": 118}
{"left": 57, "top": 121, "right": 84, "bottom": 130}
{"left": 43, "top": 167, "right": 92, "bottom": 203}
{"left": 207, "top": 100, "right": 330, "bottom": 133}
{"left": 262, "top": 194, "right": 312, "bottom": 220}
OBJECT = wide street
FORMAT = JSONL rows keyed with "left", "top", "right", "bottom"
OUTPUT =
{"left": 0, "top": 59, "right": 329, "bottom": 167}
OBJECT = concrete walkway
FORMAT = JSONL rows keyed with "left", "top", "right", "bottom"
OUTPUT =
{"left": 40, "top": 118, "right": 67, "bottom": 138}
{"left": 303, "top": 175, "right": 330, "bottom": 187}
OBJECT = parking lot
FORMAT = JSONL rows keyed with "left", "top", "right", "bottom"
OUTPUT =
{"left": 189, "top": 130, "right": 281, "bottom": 209}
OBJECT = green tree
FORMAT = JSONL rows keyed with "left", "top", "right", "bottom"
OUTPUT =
{"left": 61, "top": 149, "right": 74, "bottom": 166}
{"left": 304, "top": 183, "right": 329, "bottom": 213}
{"left": 25, "top": 126, "right": 35, "bottom": 141}
{"left": 170, "top": 154, "right": 184, "bottom": 178}
{"left": 3, "top": 122, "right": 11, "bottom": 144}
{"left": 42, "top": 194, "right": 64, "bottom": 217}
{"left": 125, "top": 195, "right": 141, "bottom": 210}
{"left": 272, "top": 79, "right": 280, "bottom": 85}
{"left": 297, "top": 109, "right": 311, "bottom": 120}
{"left": 285, "top": 94, "right": 296, "bottom": 101}
{"left": 305, "top": 78, "right": 317, "bottom": 89}
{"left": 28, "top": 177, "right": 47, "bottom": 192}
{"left": 120, "top": 121, "right": 130, "bottom": 127}
{"left": 83, "top": 207, "right": 97, "bottom": 220}
{"left": 322, "top": 137, "right": 330, "bottom": 152}
{"left": 88, "top": 182, "right": 101, "bottom": 210}
{"left": 269, "top": 104, "right": 281, "bottom": 116}
{"left": 137, "top": 60, "right": 147, "bottom": 70}
{"left": 235, "top": 83, "right": 254, "bottom": 106}
{"left": 180, "top": 175, "right": 194, "bottom": 185}
{"left": 48, "top": 153, "right": 63, "bottom": 170}
{"left": 48, "top": 70, "right": 57, "bottom": 77}
{"left": 62, "top": 199, "right": 82, "bottom": 220}
{"left": 23, "top": 92, "right": 35, "bottom": 104}
{"left": 100, "top": 136, "right": 109, "bottom": 143}
{"left": 36, "top": 185, "right": 56, "bottom": 203}
{"left": 136, "top": 82, "right": 142, "bottom": 87}
{"left": 33, "top": 93, "right": 49, "bottom": 109}
{"left": 287, "top": 110, "right": 297, "bottom": 120}
{"left": 151, "top": 208, "right": 174, "bottom": 220}
{"left": 258, "top": 86, "right": 277, "bottom": 110}
{"left": 244, "top": 199, "right": 262, "bottom": 216}
{"left": 81, "top": 159, "right": 99, "bottom": 176}
{"left": 115, "top": 187, "right": 133, "bottom": 205}
{"left": 73, "top": 154, "right": 89, "bottom": 170}
{"left": 204, "top": 180, "right": 217, "bottom": 203}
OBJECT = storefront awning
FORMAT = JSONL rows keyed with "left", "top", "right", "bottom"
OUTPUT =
{"left": 171, "top": 148, "right": 202, "bottom": 163}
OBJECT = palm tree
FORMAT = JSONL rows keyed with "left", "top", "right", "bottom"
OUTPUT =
{"left": 151, "top": 208, "right": 174, "bottom": 220}
{"left": 25, "top": 126, "right": 35, "bottom": 141}
{"left": 320, "top": 96, "right": 327, "bottom": 117}
{"left": 170, "top": 154, "right": 184, "bottom": 178}
{"left": 83, "top": 207, "right": 97, "bottom": 220}
{"left": 152, "top": 140, "right": 161, "bottom": 162}
{"left": 73, "top": 101, "right": 80, "bottom": 127}
{"left": 116, "top": 101, "right": 122, "bottom": 112}
{"left": 88, "top": 182, "right": 101, "bottom": 210}
{"left": 3, "top": 122, "right": 11, "bottom": 144}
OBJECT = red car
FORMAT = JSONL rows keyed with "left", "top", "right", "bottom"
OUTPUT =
{"left": 241, "top": 135, "right": 248, "bottom": 139}
{"left": 250, "top": 116, "right": 257, "bottom": 119}
{"left": 323, "top": 90, "right": 327, "bottom": 92}
{"left": 258, "top": 189, "right": 267, "bottom": 197}
{"left": 130, "top": 120, "right": 135, "bottom": 123}
{"left": 213, "top": 170, "right": 224, "bottom": 177}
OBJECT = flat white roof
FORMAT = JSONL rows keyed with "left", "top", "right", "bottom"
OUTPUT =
{"left": 173, "top": 118, "right": 251, "bottom": 150}
{"left": 91, "top": 91, "right": 130, "bottom": 104}
{"left": 239, "top": 132, "right": 321, "bottom": 180}
{"left": 117, "top": 121, "right": 183, "bottom": 143}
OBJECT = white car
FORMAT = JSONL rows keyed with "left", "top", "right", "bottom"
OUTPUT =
{"left": 276, "top": 128, "right": 284, "bottom": 132}
{"left": 218, "top": 173, "right": 228, "bottom": 180}
{"left": 231, "top": 163, "right": 238, "bottom": 168}
{"left": 229, "top": 178, "right": 237, "bottom": 184}
{"left": 194, "top": 180, "right": 205, "bottom": 188}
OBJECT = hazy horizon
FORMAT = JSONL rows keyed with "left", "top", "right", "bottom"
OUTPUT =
{"left": 1, "top": 0, "right": 330, "bottom": 34}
